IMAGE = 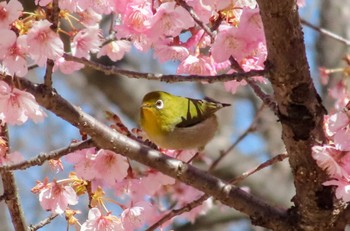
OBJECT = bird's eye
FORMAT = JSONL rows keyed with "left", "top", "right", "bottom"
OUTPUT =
{"left": 155, "top": 100, "right": 164, "bottom": 109}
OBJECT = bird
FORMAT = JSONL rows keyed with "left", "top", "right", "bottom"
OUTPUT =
{"left": 139, "top": 91, "right": 230, "bottom": 150}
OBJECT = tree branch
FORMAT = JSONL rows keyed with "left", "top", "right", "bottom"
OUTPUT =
{"left": 0, "top": 139, "right": 94, "bottom": 172}
{"left": 1, "top": 75, "right": 291, "bottom": 230}
{"left": 256, "top": 0, "right": 344, "bottom": 229}
{"left": 28, "top": 213, "right": 59, "bottom": 231}
{"left": 0, "top": 124, "right": 27, "bottom": 231}
{"left": 301, "top": 18, "right": 350, "bottom": 46}
{"left": 63, "top": 54, "right": 267, "bottom": 83}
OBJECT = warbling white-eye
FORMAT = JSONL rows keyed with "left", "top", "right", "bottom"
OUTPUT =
{"left": 139, "top": 91, "right": 230, "bottom": 150}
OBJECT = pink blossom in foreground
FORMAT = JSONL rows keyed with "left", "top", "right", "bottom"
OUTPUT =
{"left": 149, "top": 2, "right": 195, "bottom": 38}
{"left": 0, "top": 29, "right": 28, "bottom": 77}
{"left": 323, "top": 179, "right": 350, "bottom": 202}
{"left": 39, "top": 181, "right": 78, "bottom": 214}
{"left": 54, "top": 57, "right": 85, "bottom": 75}
{"left": 71, "top": 26, "right": 101, "bottom": 58}
{"left": 26, "top": 20, "right": 64, "bottom": 66}
{"left": 328, "top": 82, "right": 349, "bottom": 111}
{"left": 326, "top": 111, "right": 350, "bottom": 151}
{"left": 65, "top": 147, "right": 98, "bottom": 181}
{"left": 177, "top": 55, "right": 216, "bottom": 76}
{"left": 94, "top": 149, "right": 129, "bottom": 186}
{"left": 81, "top": 208, "right": 123, "bottom": 231}
{"left": 115, "top": 2, "right": 154, "bottom": 51}
{"left": 186, "top": 0, "right": 212, "bottom": 24}
{"left": 77, "top": 8, "right": 103, "bottom": 26}
{"left": 0, "top": 81, "right": 46, "bottom": 125}
{"left": 116, "top": 2, "right": 153, "bottom": 35}
{"left": 35, "top": 0, "right": 51, "bottom": 6}
{"left": 153, "top": 42, "right": 189, "bottom": 63}
{"left": 0, "top": 0, "right": 23, "bottom": 28}
{"left": 312, "top": 145, "right": 350, "bottom": 179}
{"left": 88, "top": 0, "right": 115, "bottom": 14}
{"left": 121, "top": 201, "right": 158, "bottom": 230}
{"left": 97, "top": 40, "right": 131, "bottom": 62}
{"left": 212, "top": 8, "right": 265, "bottom": 63}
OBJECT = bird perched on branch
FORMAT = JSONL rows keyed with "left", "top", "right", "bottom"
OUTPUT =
{"left": 140, "top": 91, "right": 230, "bottom": 150}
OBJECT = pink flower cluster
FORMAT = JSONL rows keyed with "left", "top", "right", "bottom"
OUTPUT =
{"left": 312, "top": 110, "right": 350, "bottom": 202}
{"left": 32, "top": 147, "right": 213, "bottom": 230}
{"left": 114, "top": 0, "right": 266, "bottom": 92}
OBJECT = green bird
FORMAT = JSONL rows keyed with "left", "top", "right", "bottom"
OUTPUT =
{"left": 140, "top": 91, "right": 230, "bottom": 150}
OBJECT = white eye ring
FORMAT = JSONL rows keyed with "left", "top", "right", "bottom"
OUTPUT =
{"left": 155, "top": 99, "right": 164, "bottom": 109}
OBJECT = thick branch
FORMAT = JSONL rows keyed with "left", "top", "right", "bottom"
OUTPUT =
{"left": 256, "top": 0, "right": 343, "bottom": 229}
{"left": 0, "top": 125, "right": 27, "bottom": 231}
{"left": 1, "top": 75, "right": 291, "bottom": 230}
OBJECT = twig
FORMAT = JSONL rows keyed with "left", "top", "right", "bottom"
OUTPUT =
{"left": 301, "top": 18, "right": 350, "bottom": 46}
{"left": 145, "top": 195, "right": 209, "bottom": 231}
{"left": 28, "top": 213, "right": 59, "bottom": 231}
{"left": 0, "top": 124, "right": 27, "bottom": 231}
{"left": 247, "top": 79, "right": 278, "bottom": 114}
{"left": 63, "top": 54, "right": 266, "bottom": 83}
{"left": 227, "top": 57, "right": 278, "bottom": 114}
{"left": 209, "top": 104, "right": 265, "bottom": 171}
{"left": 44, "top": 0, "right": 60, "bottom": 88}
{"left": 228, "top": 153, "right": 288, "bottom": 184}
{"left": 44, "top": 59, "right": 54, "bottom": 88}
{"left": 0, "top": 139, "right": 94, "bottom": 172}
{"left": 175, "top": 0, "right": 215, "bottom": 38}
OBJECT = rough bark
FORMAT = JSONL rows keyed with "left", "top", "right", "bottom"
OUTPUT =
{"left": 257, "top": 0, "right": 345, "bottom": 230}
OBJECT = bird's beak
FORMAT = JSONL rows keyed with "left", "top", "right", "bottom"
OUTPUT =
{"left": 140, "top": 103, "right": 151, "bottom": 109}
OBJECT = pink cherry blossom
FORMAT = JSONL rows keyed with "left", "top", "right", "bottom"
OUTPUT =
{"left": 153, "top": 42, "right": 189, "bottom": 62}
{"left": 116, "top": 2, "right": 153, "bottom": 35}
{"left": 121, "top": 201, "right": 158, "bottom": 230}
{"left": 212, "top": 8, "right": 265, "bottom": 63}
{"left": 88, "top": 0, "right": 115, "bottom": 14}
{"left": 94, "top": 149, "right": 129, "bottom": 186}
{"left": 97, "top": 40, "right": 131, "bottom": 62}
{"left": 186, "top": 0, "right": 212, "bottom": 24}
{"left": 35, "top": 0, "right": 51, "bottom": 6}
{"left": 54, "top": 57, "right": 85, "bottom": 74}
{"left": 312, "top": 145, "right": 350, "bottom": 179}
{"left": 115, "top": 2, "right": 154, "bottom": 51}
{"left": 0, "top": 81, "right": 46, "bottom": 125}
{"left": 328, "top": 82, "right": 349, "bottom": 110}
{"left": 71, "top": 26, "right": 101, "bottom": 58}
{"left": 149, "top": 2, "right": 195, "bottom": 39}
{"left": 56, "top": 0, "right": 87, "bottom": 12}
{"left": 323, "top": 178, "right": 350, "bottom": 202}
{"left": 0, "top": 29, "right": 28, "bottom": 77}
{"left": 39, "top": 181, "right": 78, "bottom": 214}
{"left": 65, "top": 147, "right": 99, "bottom": 181}
{"left": 177, "top": 55, "right": 216, "bottom": 76}
{"left": 326, "top": 111, "right": 350, "bottom": 151}
{"left": 26, "top": 20, "right": 64, "bottom": 66}
{"left": 77, "top": 8, "right": 102, "bottom": 26}
{"left": 0, "top": 0, "right": 23, "bottom": 28}
{"left": 81, "top": 208, "right": 123, "bottom": 231}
